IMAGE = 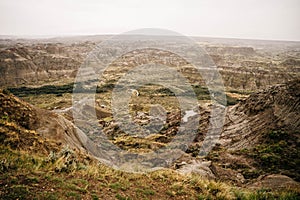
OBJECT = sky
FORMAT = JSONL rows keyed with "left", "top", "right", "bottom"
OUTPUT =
{"left": 0, "top": 0, "right": 299, "bottom": 41}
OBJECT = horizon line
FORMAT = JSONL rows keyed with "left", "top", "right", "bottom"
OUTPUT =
{"left": 0, "top": 33, "right": 299, "bottom": 43}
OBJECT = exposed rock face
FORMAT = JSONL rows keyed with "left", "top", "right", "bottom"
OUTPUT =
{"left": 0, "top": 43, "right": 93, "bottom": 87}
{"left": 206, "top": 79, "right": 300, "bottom": 186}
{"left": 248, "top": 174, "right": 300, "bottom": 190}
{"left": 204, "top": 45, "right": 300, "bottom": 91}
{"left": 0, "top": 90, "right": 89, "bottom": 154}
{"left": 0, "top": 48, "right": 37, "bottom": 86}
{"left": 176, "top": 80, "right": 300, "bottom": 188}
{"left": 0, "top": 39, "right": 299, "bottom": 93}
{"left": 177, "top": 160, "right": 215, "bottom": 179}
{"left": 221, "top": 79, "right": 300, "bottom": 149}
{"left": 205, "top": 46, "right": 255, "bottom": 56}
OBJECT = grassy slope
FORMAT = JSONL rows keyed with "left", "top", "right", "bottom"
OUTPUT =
{"left": 0, "top": 86, "right": 299, "bottom": 199}
{"left": 0, "top": 112, "right": 298, "bottom": 200}
{"left": 0, "top": 145, "right": 299, "bottom": 200}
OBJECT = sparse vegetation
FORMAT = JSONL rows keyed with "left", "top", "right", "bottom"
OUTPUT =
{"left": 1, "top": 145, "right": 298, "bottom": 199}
{"left": 0, "top": 38, "right": 299, "bottom": 200}
{"left": 235, "top": 130, "right": 300, "bottom": 181}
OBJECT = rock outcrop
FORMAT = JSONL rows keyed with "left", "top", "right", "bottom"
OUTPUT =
{"left": 0, "top": 43, "right": 93, "bottom": 87}
{"left": 205, "top": 46, "right": 255, "bottom": 56}
{"left": 221, "top": 79, "right": 300, "bottom": 149}
{"left": 0, "top": 90, "right": 89, "bottom": 154}
{"left": 1, "top": 39, "right": 299, "bottom": 93}
{"left": 176, "top": 80, "right": 300, "bottom": 188}
{"left": 209, "top": 79, "right": 300, "bottom": 186}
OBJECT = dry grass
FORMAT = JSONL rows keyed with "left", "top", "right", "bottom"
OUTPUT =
{"left": 1, "top": 145, "right": 299, "bottom": 200}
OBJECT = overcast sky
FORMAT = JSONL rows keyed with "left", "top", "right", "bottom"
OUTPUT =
{"left": 0, "top": 0, "right": 299, "bottom": 41}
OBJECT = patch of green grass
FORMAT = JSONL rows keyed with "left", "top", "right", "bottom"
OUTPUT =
{"left": 1, "top": 185, "right": 30, "bottom": 199}
{"left": 25, "top": 176, "right": 40, "bottom": 184}
{"left": 235, "top": 130, "right": 300, "bottom": 181}
{"left": 277, "top": 192, "right": 300, "bottom": 200}
{"left": 207, "top": 182, "right": 221, "bottom": 196}
{"left": 109, "top": 182, "right": 128, "bottom": 191}
{"left": 226, "top": 94, "right": 239, "bottom": 105}
{"left": 248, "top": 189, "right": 276, "bottom": 200}
{"left": 7, "top": 83, "right": 74, "bottom": 97}
{"left": 136, "top": 188, "right": 155, "bottom": 196}
{"left": 266, "top": 130, "right": 290, "bottom": 142}
{"left": 115, "top": 193, "right": 131, "bottom": 200}
{"left": 1, "top": 114, "right": 10, "bottom": 122}
{"left": 66, "top": 191, "right": 82, "bottom": 200}
{"left": 50, "top": 176, "right": 64, "bottom": 184}
{"left": 91, "top": 193, "right": 99, "bottom": 200}
{"left": 65, "top": 183, "right": 88, "bottom": 194}
{"left": 197, "top": 194, "right": 213, "bottom": 200}
{"left": 71, "top": 178, "right": 89, "bottom": 186}
{"left": 171, "top": 183, "right": 188, "bottom": 195}
{"left": 233, "top": 189, "right": 247, "bottom": 200}
{"left": 40, "top": 192, "right": 59, "bottom": 200}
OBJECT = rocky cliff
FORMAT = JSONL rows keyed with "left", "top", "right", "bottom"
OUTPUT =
{"left": 221, "top": 79, "right": 300, "bottom": 149}
{"left": 0, "top": 43, "right": 94, "bottom": 87}
{"left": 175, "top": 79, "right": 300, "bottom": 189}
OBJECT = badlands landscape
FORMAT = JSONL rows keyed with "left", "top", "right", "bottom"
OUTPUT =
{"left": 0, "top": 35, "right": 299, "bottom": 199}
